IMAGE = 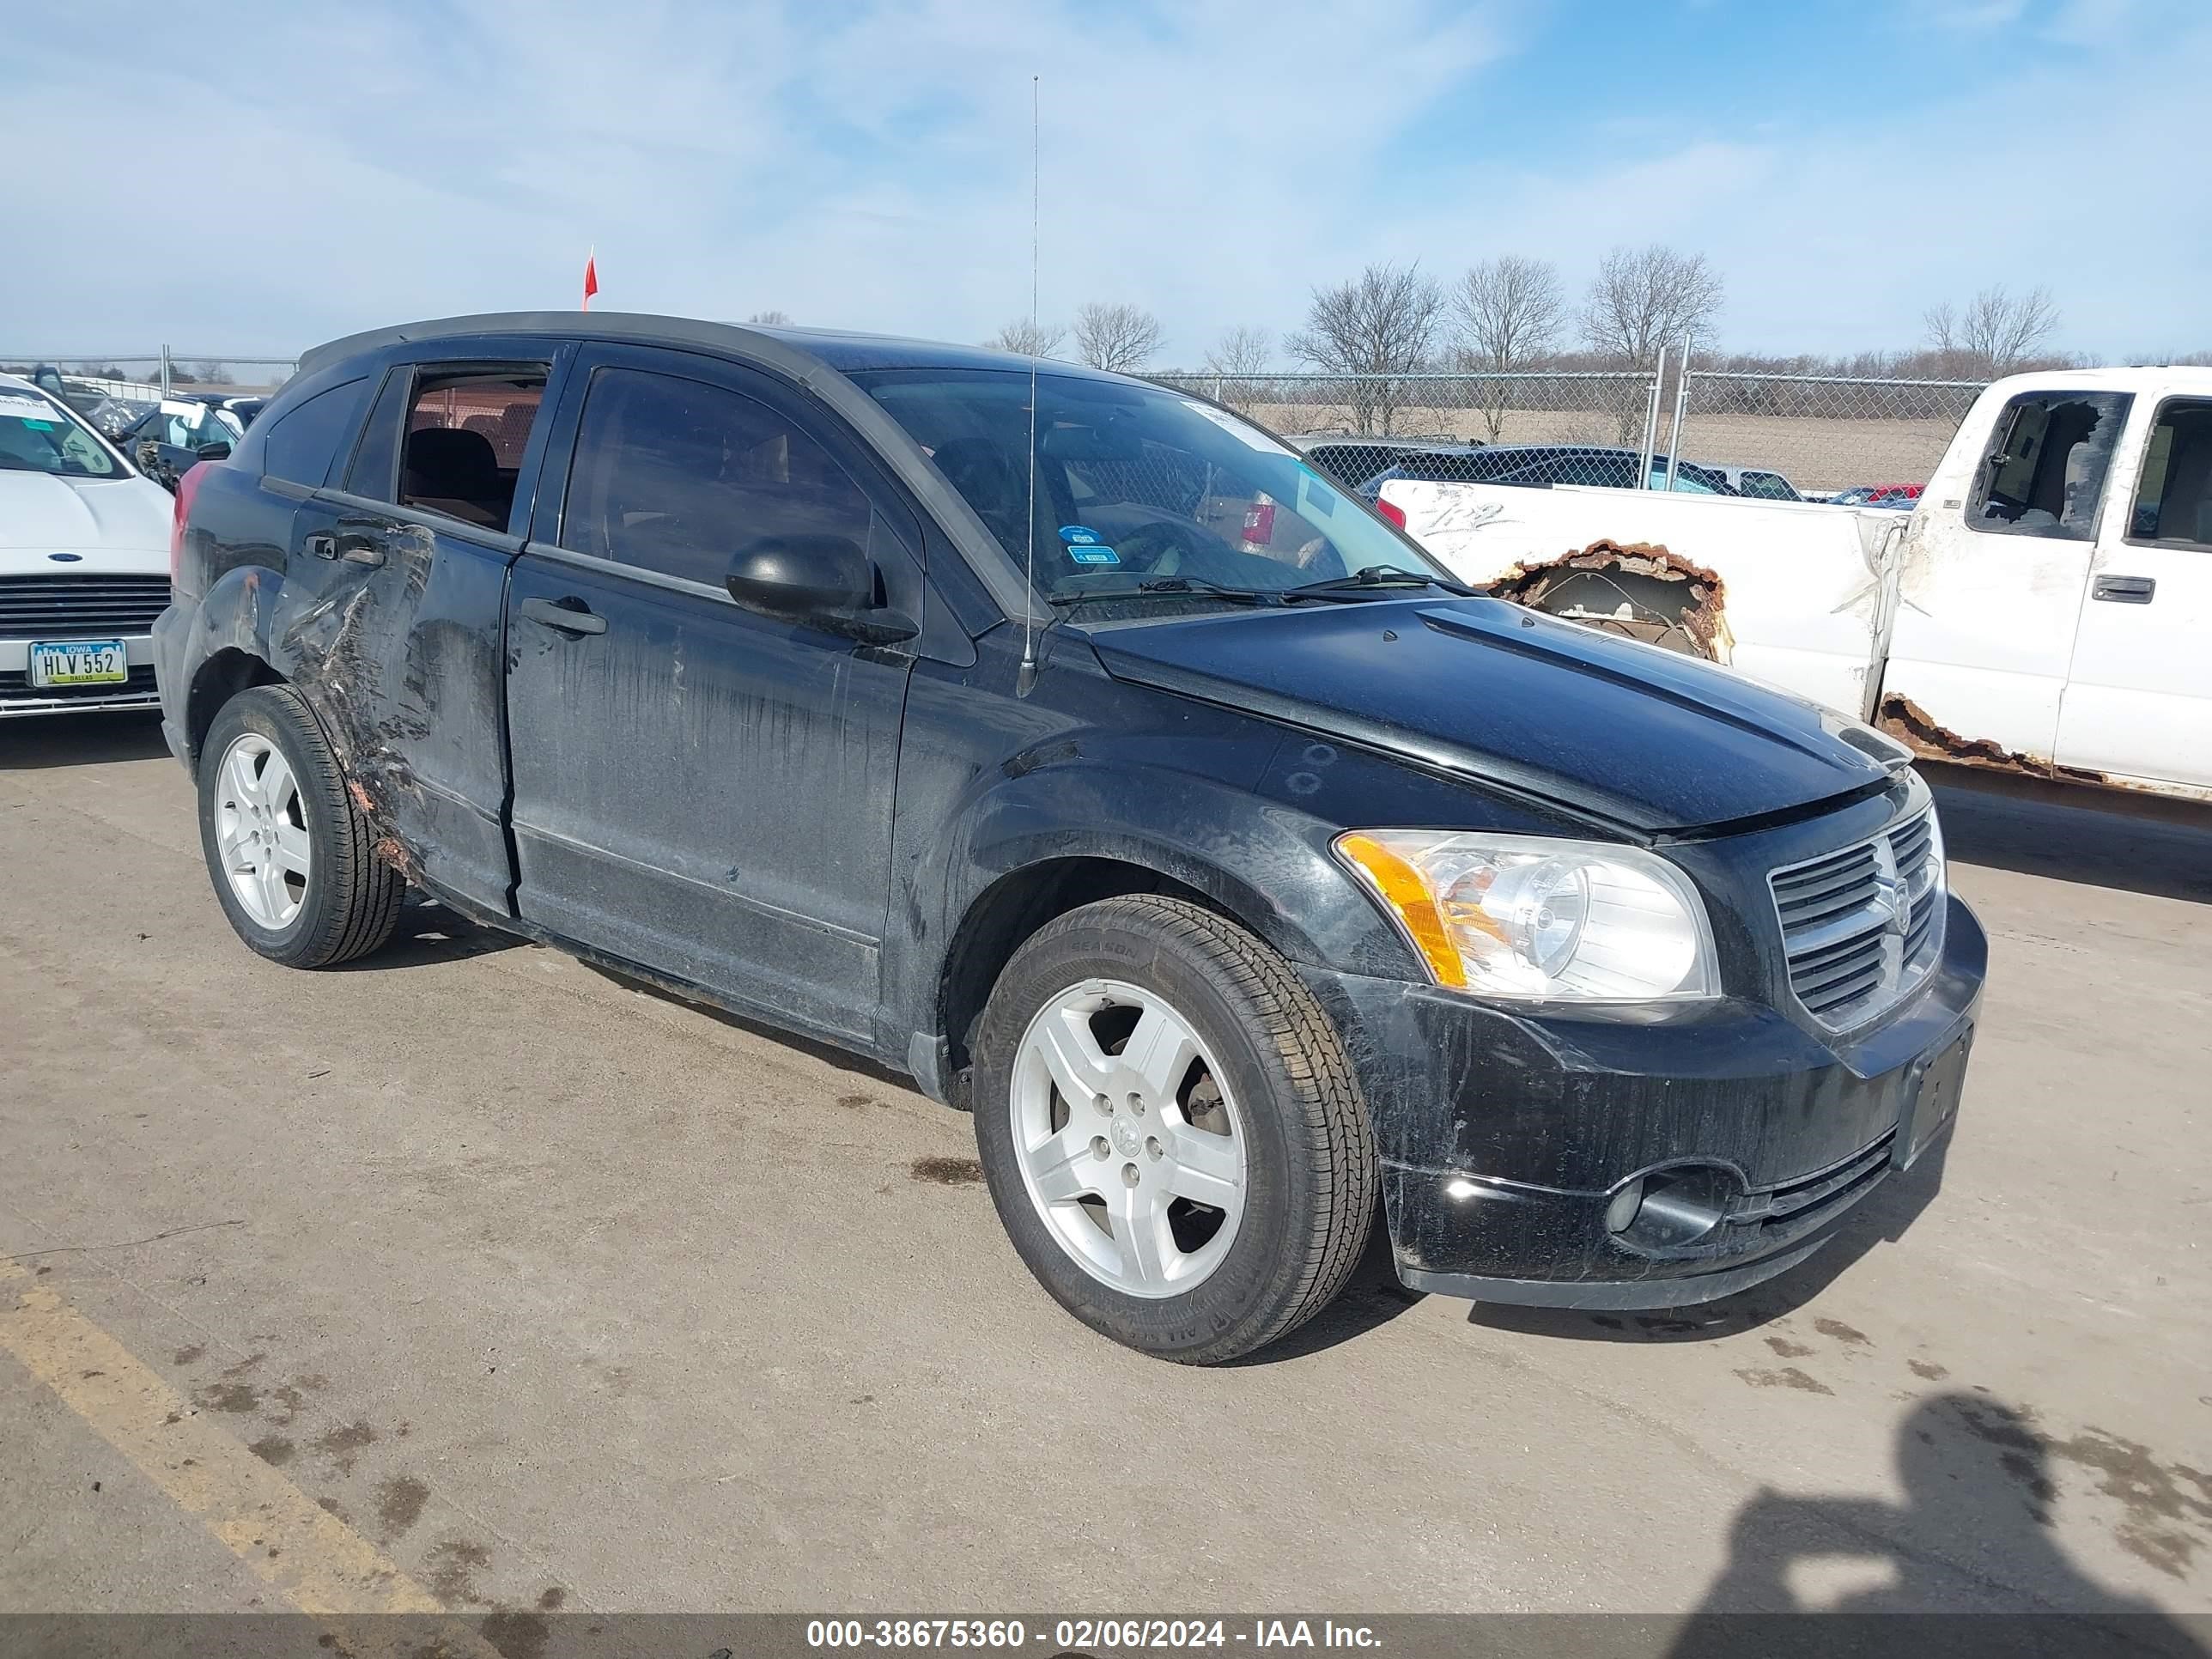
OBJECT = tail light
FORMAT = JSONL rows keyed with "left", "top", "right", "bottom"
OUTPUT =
{"left": 1242, "top": 501, "right": 1276, "bottom": 547}
{"left": 170, "top": 461, "right": 209, "bottom": 580}
{"left": 1376, "top": 496, "right": 1407, "bottom": 528}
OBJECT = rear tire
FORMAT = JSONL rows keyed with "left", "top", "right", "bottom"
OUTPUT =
{"left": 197, "top": 684, "right": 405, "bottom": 968}
{"left": 971, "top": 896, "right": 1376, "bottom": 1364}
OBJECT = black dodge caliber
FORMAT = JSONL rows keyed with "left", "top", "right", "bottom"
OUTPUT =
{"left": 154, "top": 313, "right": 1984, "bottom": 1362}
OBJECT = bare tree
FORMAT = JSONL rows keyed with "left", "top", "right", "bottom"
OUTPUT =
{"left": 1452, "top": 255, "right": 1566, "bottom": 440}
{"left": 1073, "top": 302, "right": 1166, "bottom": 374}
{"left": 1579, "top": 245, "right": 1724, "bottom": 367}
{"left": 191, "top": 361, "right": 236, "bottom": 386}
{"left": 1287, "top": 262, "right": 1445, "bottom": 435}
{"left": 1923, "top": 285, "right": 2059, "bottom": 376}
{"left": 746, "top": 309, "right": 793, "bottom": 325}
{"left": 985, "top": 318, "right": 1067, "bottom": 358}
{"left": 1201, "top": 325, "right": 1273, "bottom": 411}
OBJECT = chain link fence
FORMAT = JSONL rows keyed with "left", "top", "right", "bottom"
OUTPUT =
{"left": 0, "top": 350, "right": 298, "bottom": 438}
{"left": 1152, "top": 370, "right": 1666, "bottom": 489}
{"left": 1674, "top": 371, "right": 1989, "bottom": 497}
{"left": 1154, "top": 368, "right": 1991, "bottom": 501}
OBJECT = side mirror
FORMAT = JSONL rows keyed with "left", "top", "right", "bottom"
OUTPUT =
{"left": 196, "top": 441, "right": 231, "bottom": 462}
{"left": 724, "top": 535, "right": 917, "bottom": 644}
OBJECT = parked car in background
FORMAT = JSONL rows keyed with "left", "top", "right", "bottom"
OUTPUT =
{"left": 1284, "top": 434, "right": 1482, "bottom": 491}
{"left": 1352, "top": 444, "right": 1738, "bottom": 498}
{"left": 155, "top": 311, "right": 1982, "bottom": 1363}
{"left": 1378, "top": 367, "right": 2212, "bottom": 805}
{"left": 121, "top": 396, "right": 252, "bottom": 489}
{"left": 0, "top": 373, "right": 173, "bottom": 716}
{"left": 1828, "top": 483, "right": 1922, "bottom": 507}
{"left": 1717, "top": 465, "right": 1803, "bottom": 501}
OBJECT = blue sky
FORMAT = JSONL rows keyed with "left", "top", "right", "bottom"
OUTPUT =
{"left": 4, "top": 0, "right": 2206, "bottom": 364}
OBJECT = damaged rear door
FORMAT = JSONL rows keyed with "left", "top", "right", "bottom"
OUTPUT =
{"left": 503, "top": 345, "right": 922, "bottom": 1041}
{"left": 283, "top": 340, "right": 571, "bottom": 909}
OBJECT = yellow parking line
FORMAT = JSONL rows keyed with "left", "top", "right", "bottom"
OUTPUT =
{"left": 0, "top": 1258, "right": 452, "bottom": 1619}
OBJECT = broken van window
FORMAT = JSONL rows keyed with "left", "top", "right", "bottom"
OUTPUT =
{"left": 1966, "top": 390, "right": 2131, "bottom": 541}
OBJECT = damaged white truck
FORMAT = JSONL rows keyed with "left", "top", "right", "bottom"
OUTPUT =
{"left": 1382, "top": 368, "right": 2212, "bottom": 804}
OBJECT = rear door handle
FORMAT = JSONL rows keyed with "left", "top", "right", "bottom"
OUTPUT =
{"left": 2091, "top": 574, "right": 2155, "bottom": 604}
{"left": 520, "top": 596, "right": 608, "bottom": 635}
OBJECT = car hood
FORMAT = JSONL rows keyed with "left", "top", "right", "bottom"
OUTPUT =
{"left": 0, "top": 469, "right": 173, "bottom": 558}
{"left": 1083, "top": 597, "right": 1895, "bottom": 835}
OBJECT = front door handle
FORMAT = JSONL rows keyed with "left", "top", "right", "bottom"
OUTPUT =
{"left": 2091, "top": 574, "right": 2155, "bottom": 605}
{"left": 520, "top": 596, "right": 608, "bottom": 635}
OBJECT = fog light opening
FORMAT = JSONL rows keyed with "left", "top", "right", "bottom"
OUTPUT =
{"left": 1610, "top": 1164, "right": 1732, "bottom": 1249}
{"left": 1604, "top": 1178, "right": 1644, "bottom": 1234}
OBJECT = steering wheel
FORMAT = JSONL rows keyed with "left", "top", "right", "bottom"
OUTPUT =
{"left": 1109, "top": 518, "right": 1211, "bottom": 577}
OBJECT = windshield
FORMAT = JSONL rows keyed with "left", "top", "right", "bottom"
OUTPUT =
{"left": 0, "top": 387, "right": 122, "bottom": 477}
{"left": 853, "top": 369, "right": 1446, "bottom": 599}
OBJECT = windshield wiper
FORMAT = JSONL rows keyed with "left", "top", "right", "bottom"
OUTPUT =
{"left": 1279, "top": 565, "right": 1476, "bottom": 601}
{"left": 1048, "top": 577, "right": 1280, "bottom": 608}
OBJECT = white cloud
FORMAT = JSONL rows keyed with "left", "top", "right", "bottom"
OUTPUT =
{"left": 1, "top": 0, "right": 2203, "bottom": 365}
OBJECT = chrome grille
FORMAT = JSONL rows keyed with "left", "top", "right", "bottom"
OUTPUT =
{"left": 1770, "top": 809, "right": 1945, "bottom": 1030}
{"left": 0, "top": 574, "right": 173, "bottom": 638}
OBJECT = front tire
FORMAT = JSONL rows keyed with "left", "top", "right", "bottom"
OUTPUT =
{"left": 197, "top": 684, "right": 404, "bottom": 968}
{"left": 971, "top": 896, "right": 1376, "bottom": 1364}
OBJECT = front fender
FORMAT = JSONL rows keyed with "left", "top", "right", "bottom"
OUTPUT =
{"left": 895, "top": 747, "right": 1428, "bottom": 1049}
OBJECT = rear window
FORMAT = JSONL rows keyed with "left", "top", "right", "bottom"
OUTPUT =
{"left": 1968, "top": 390, "right": 2131, "bottom": 540}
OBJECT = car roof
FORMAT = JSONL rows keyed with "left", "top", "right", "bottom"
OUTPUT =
{"left": 295, "top": 310, "right": 1136, "bottom": 386}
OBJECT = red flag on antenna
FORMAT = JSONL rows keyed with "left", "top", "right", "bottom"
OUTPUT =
{"left": 581, "top": 251, "right": 599, "bottom": 311}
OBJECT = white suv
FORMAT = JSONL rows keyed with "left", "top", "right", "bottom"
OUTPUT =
{"left": 0, "top": 373, "right": 175, "bottom": 718}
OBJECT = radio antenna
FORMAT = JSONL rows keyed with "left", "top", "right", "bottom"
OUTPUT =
{"left": 1019, "top": 74, "right": 1042, "bottom": 691}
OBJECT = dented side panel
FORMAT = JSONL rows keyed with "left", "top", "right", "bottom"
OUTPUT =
{"left": 278, "top": 495, "right": 518, "bottom": 909}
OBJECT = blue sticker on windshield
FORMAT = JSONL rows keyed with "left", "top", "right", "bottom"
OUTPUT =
{"left": 21, "top": 418, "right": 55, "bottom": 430}
{"left": 1069, "top": 546, "right": 1121, "bottom": 564}
{"left": 1059, "top": 525, "right": 1102, "bottom": 545}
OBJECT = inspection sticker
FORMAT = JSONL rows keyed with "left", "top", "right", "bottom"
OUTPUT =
{"left": 1060, "top": 526, "right": 1121, "bottom": 564}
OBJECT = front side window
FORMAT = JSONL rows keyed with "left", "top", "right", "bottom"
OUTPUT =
{"left": 854, "top": 369, "right": 1443, "bottom": 600}
{"left": 2128, "top": 399, "right": 2212, "bottom": 550}
{"left": 0, "top": 386, "right": 120, "bottom": 477}
{"left": 1967, "top": 390, "right": 2131, "bottom": 540}
{"left": 561, "top": 367, "right": 873, "bottom": 588}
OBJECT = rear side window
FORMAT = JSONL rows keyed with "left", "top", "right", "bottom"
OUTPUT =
{"left": 397, "top": 370, "right": 546, "bottom": 532}
{"left": 2128, "top": 399, "right": 2212, "bottom": 550}
{"left": 560, "top": 367, "right": 872, "bottom": 588}
{"left": 1967, "top": 390, "right": 2131, "bottom": 540}
{"left": 260, "top": 377, "right": 368, "bottom": 487}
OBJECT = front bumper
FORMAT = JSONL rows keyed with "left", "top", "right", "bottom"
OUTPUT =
{"left": 0, "top": 633, "right": 160, "bottom": 718}
{"left": 1302, "top": 891, "right": 1986, "bottom": 1308}
{"left": 151, "top": 599, "right": 194, "bottom": 766}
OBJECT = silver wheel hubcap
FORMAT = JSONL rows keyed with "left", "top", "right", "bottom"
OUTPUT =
{"left": 1010, "top": 979, "right": 1247, "bottom": 1298}
{"left": 214, "top": 733, "right": 310, "bottom": 930}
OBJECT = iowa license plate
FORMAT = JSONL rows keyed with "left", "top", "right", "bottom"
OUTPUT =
{"left": 29, "top": 640, "right": 128, "bottom": 687}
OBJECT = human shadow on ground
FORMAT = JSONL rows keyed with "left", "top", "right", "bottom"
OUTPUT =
{"left": 1666, "top": 1392, "right": 2209, "bottom": 1657}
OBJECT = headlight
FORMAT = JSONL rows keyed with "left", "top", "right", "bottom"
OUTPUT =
{"left": 1334, "top": 830, "right": 1718, "bottom": 1002}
